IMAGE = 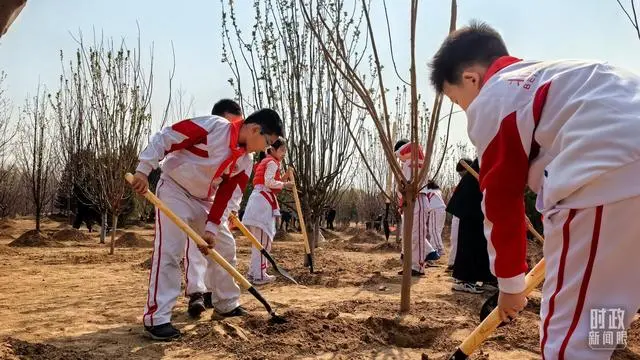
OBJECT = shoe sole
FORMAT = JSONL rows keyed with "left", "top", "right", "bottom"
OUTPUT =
{"left": 144, "top": 329, "right": 181, "bottom": 341}
{"left": 452, "top": 287, "right": 484, "bottom": 294}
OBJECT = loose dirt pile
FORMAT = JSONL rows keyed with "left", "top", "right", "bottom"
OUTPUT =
{"left": 181, "top": 300, "right": 459, "bottom": 360}
{"left": 348, "top": 230, "right": 385, "bottom": 244}
{"left": 8, "top": 230, "right": 64, "bottom": 247}
{"left": 114, "top": 232, "right": 153, "bottom": 248}
{"left": 273, "top": 229, "right": 294, "bottom": 241}
{"left": 526, "top": 237, "right": 544, "bottom": 272}
{"left": 369, "top": 241, "right": 401, "bottom": 253}
{"left": 51, "top": 228, "right": 92, "bottom": 243}
{"left": 0, "top": 337, "right": 102, "bottom": 360}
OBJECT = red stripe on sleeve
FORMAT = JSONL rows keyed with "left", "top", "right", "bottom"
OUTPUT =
{"left": 479, "top": 111, "right": 529, "bottom": 279}
{"left": 207, "top": 171, "right": 250, "bottom": 225}
{"left": 165, "top": 119, "right": 209, "bottom": 156}
{"left": 529, "top": 81, "right": 551, "bottom": 160}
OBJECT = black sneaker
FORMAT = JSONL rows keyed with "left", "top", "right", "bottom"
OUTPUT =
{"left": 397, "top": 269, "right": 425, "bottom": 277}
{"left": 188, "top": 293, "right": 206, "bottom": 318}
{"left": 144, "top": 322, "right": 181, "bottom": 341}
{"left": 203, "top": 292, "right": 213, "bottom": 309}
{"left": 218, "top": 306, "right": 249, "bottom": 318}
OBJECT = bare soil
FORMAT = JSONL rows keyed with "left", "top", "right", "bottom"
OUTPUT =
{"left": 114, "top": 232, "right": 154, "bottom": 248}
{"left": 0, "top": 218, "right": 638, "bottom": 360}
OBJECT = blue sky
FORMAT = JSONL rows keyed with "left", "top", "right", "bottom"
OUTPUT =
{"left": 1, "top": 0, "right": 639, "bottom": 148}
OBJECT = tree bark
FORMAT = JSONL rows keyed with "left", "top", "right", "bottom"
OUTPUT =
{"left": 109, "top": 213, "right": 118, "bottom": 255}
{"left": 400, "top": 190, "right": 415, "bottom": 313}
{"left": 100, "top": 212, "right": 107, "bottom": 244}
{"left": 35, "top": 207, "right": 41, "bottom": 232}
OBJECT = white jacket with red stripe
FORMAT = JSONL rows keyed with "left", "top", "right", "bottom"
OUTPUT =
{"left": 467, "top": 56, "right": 640, "bottom": 293}
{"left": 136, "top": 115, "right": 253, "bottom": 235}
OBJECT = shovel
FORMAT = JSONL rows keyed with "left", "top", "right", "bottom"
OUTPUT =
{"left": 228, "top": 213, "right": 298, "bottom": 285}
{"left": 125, "top": 173, "right": 286, "bottom": 324}
{"left": 287, "top": 167, "right": 314, "bottom": 273}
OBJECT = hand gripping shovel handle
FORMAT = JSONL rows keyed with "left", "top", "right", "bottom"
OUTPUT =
{"left": 287, "top": 167, "right": 314, "bottom": 273}
{"left": 228, "top": 213, "right": 298, "bottom": 285}
{"left": 449, "top": 258, "right": 546, "bottom": 359}
{"left": 124, "top": 173, "right": 284, "bottom": 322}
{"left": 450, "top": 160, "right": 547, "bottom": 358}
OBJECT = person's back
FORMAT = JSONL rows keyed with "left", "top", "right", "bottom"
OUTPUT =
{"left": 430, "top": 21, "right": 640, "bottom": 360}
{"left": 467, "top": 58, "right": 640, "bottom": 212}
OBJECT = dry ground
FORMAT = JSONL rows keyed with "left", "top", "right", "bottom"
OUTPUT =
{"left": 0, "top": 217, "right": 638, "bottom": 359}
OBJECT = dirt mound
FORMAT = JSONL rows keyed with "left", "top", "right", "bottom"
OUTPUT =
{"left": 343, "top": 227, "right": 361, "bottom": 236}
{"left": 181, "top": 303, "right": 456, "bottom": 359}
{"left": 348, "top": 230, "right": 385, "bottom": 244}
{"left": 321, "top": 229, "right": 340, "bottom": 240}
{"left": 51, "top": 228, "right": 92, "bottom": 242}
{"left": 0, "top": 337, "right": 101, "bottom": 360}
{"left": 274, "top": 229, "right": 294, "bottom": 241}
{"left": 114, "top": 232, "right": 153, "bottom": 248}
{"left": 8, "top": 230, "right": 64, "bottom": 247}
{"left": 382, "top": 256, "right": 402, "bottom": 270}
{"left": 369, "top": 241, "right": 401, "bottom": 253}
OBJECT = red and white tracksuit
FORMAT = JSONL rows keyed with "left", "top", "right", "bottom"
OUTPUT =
{"left": 426, "top": 189, "right": 446, "bottom": 253}
{"left": 467, "top": 56, "right": 640, "bottom": 359}
{"left": 395, "top": 143, "right": 436, "bottom": 272}
{"left": 242, "top": 156, "right": 285, "bottom": 281}
{"left": 137, "top": 115, "right": 252, "bottom": 327}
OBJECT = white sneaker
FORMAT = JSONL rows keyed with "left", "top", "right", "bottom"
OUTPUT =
{"left": 452, "top": 282, "right": 484, "bottom": 294}
{"left": 249, "top": 274, "right": 276, "bottom": 285}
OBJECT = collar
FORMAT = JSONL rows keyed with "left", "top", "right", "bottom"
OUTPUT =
{"left": 228, "top": 119, "right": 246, "bottom": 155}
{"left": 481, "top": 56, "right": 523, "bottom": 86}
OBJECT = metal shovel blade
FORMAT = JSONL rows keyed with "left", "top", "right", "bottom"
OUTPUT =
{"left": 479, "top": 292, "right": 507, "bottom": 328}
{"left": 261, "top": 249, "right": 298, "bottom": 285}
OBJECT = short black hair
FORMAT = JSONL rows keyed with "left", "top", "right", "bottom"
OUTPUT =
{"left": 394, "top": 139, "right": 409, "bottom": 152}
{"left": 427, "top": 179, "right": 440, "bottom": 189}
{"left": 211, "top": 99, "right": 242, "bottom": 116}
{"left": 429, "top": 21, "right": 508, "bottom": 93}
{"left": 244, "top": 108, "right": 285, "bottom": 137}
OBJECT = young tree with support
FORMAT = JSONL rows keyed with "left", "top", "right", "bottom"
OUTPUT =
{"left": 299, "top": 0, "right": 458, "bottom": 312}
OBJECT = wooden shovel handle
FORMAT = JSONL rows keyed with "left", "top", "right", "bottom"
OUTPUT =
{"left": 124, "top": 173, "right": 252, "bottom": 290}
{"left": 287, "top": 167, "right": 312, "bottom": 255}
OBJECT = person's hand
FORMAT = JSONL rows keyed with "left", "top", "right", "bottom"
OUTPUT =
{"left": 130, "top": 172, "right": 149, "bottom": 195}
{"left": 198, "top": 231, "right": 216, "bottom": 255}
{"left": 498, "top": 290, "right": 528, "bottom": 323}
{"left": 283, "top": 181, "right": 294, "bottom": 190}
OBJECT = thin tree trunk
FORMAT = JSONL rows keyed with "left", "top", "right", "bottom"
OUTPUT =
{"left": 400, "top": 192, "right": 415, "bottom": 313}
{"left": 35, "top": 207, "right": 41, "bottom": 232}
{"left": 100, "top": 212, "right": 107, "bottom": 244}
{"left": 109, "top": 213, "right": 118, "bottom": 255}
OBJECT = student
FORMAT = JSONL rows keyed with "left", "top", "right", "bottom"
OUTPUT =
{"left": 446, "top": 160, "right": 470, "bottom": 272}
{"left": 130, "top": 102, "right": 284, "bottom": 341}
{"left": 394, "top": 139, "right": 439, "bottom": 276}
{"left": 426, "top": 179, "right": 446, "bottom": 254}
{"left": 430, "top": 21, "right": 640, "bottom": 359}
{"left": 242, "top": 138, "right": 293, "bottom": 285}
{"left": 183, "top": 101, "right": 249, "bottom": 317}
{"left": 445, "top": 159, "right": 496, "bottom": 294}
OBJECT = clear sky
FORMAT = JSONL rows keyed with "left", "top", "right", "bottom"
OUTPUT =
{"left": 1, "top": 0, "right": 639, "bottom": 149}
